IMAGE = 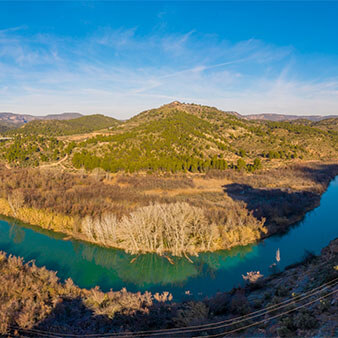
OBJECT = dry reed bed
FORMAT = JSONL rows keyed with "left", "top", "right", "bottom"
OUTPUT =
{"left": 0, "top": 162, "right": 337, "bottom": 256}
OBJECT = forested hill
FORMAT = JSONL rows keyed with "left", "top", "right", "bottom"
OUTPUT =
{"left": 70, "top": 102, "right": 338, "bottom": 173}
{"left": 8, "top": 114, "right": 120, "bottom": 136}
{"left": 1, "top": 102, "right": 337, "bottom": 171}
{"left": 129, "top": 101, "right": 240, "bottom": 125}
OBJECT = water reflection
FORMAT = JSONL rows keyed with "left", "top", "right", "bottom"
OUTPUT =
{"left": 74, "top": 240, "right": 254, "bottom": 286}
{"left": 9, "top": 223, "right": 26, "bottom": 244}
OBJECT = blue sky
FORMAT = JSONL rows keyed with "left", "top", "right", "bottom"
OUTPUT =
{"left": 0, "top": 1, "right": 338, "bottom": 118}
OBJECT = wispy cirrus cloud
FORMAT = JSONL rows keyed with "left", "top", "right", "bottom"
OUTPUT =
{"left": 0, "top": 27, "right": 337, "bottom": 117}
{"left": 0, "top": 25, "right": 27, "bottom": 34}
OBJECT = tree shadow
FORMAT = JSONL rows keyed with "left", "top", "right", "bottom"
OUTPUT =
{"left": 223, "top": 186, "right": 314, "bottom": 234}
{"left": 31, "top": 296, "right": 179, "bottom": 336}
{"left": 222, "top": 163, "right": 338, "bottom": 235}
{"left": 32, "top": 297, "right": 113, "bottom": 335}
{"left": 286, "top": 163, "right": 338, "bottom": 186}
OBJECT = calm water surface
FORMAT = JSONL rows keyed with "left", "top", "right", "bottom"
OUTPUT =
{"left": 1, "top": 176, "right": 337, "bottom": 300}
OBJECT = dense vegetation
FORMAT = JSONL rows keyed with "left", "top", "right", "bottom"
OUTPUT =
{"left": 70, "top": 105, "right": 337, "bottom": 173}
{"left": 1, "top": 102, "right": 337, "bottom": 172}
{"left": 0, "top": 135, "right": 66, "bottom": 167}
{"left": 72, "top": 110, "right": 237, "bottom": 172}
{"left": 81, "top": 202, "right": 265, "bottom": 256}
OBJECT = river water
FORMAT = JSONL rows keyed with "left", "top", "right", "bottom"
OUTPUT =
{"left": 0, "top": 176, "right": 337, "bottom": 300}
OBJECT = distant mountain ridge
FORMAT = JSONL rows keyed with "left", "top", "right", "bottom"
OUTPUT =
{"left": 0, "top": 112, "right": 83, "bottom": 126}
{"left": 244, "top": 113, "right": 338, "bottom": 122}
{"left": 2, "top": 105, "right": 338, "bottom": 124}
{"left": 40, "top": 113, "right": 83, "bottom": 120}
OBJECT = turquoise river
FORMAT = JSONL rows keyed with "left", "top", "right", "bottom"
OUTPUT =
{"left": 0, "top": 176, "right": 337, "bottom": 300}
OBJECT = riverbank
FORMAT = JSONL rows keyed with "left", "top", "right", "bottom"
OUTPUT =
{"left": 1, "top": 238, "right": 337, "bottom": 336}
{"left": 0, "top": 161, "right": 337, "bottom": 256}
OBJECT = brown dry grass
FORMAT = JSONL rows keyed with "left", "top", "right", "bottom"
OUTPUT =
{"left": 0, "top": 161, "right": 337, "bottom": 256}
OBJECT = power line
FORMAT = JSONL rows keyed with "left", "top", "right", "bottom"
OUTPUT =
{"left": 86, "top": 277, "right": 338, "bottom": 337}
{"left": 107, "top": 278, "right": 338, "bottom": 337}
{"left": 206, "top": 288, "right": 337, "bottom": 337}
{"left": 8, "top": 278, "right": 337, "bottom": 338}
{"left": 139, "top": 281, "right": 338, "bottom": 337}
{"left": 8, "top": 279, "right": 338, "bottom": 337}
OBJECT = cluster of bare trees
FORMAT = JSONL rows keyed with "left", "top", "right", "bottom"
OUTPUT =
{"left": 81, "top": 202, "right": 266, "bottom": 256}
{"left": 82, "top": 203, "right": 213, "bottom": 256}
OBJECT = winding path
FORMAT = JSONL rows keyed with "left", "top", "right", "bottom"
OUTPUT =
{"left": 39, "top": 154, "right": 68, "bottom": 168}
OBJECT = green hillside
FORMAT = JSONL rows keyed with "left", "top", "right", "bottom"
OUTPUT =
{"left": 71, "top": 103, "right": 338, "bottom": 173}
{"left": 285, "top": 117, "right": 338, "bottom": 133}
{"left": 8, "top": 114, "right": 120, "bottom": 136}
{"left": 1, "top": 102, "right": 337, "bottom": 170}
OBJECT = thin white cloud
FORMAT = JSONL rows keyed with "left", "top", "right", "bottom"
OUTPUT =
{"left": 0, "top": 26, "right": 27, "bottom": 35}
{"left": 0, "top": 27, "right": 337, "bottom": 117}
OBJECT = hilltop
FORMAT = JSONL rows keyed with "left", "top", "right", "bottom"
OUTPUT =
{"left": 70, "top": 102, "right": 338, "bottom": 172}
{"left": 129, "top": 101, "right": 240, "bottom": 123}
{"left": 0, "top": 102, "right": 337, "bottom": 171}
